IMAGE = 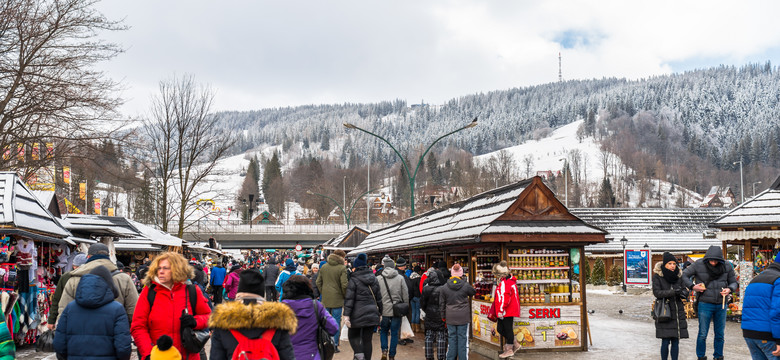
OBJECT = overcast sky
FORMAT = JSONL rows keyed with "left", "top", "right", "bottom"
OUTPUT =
{"left": 95, "top": 1, "right": 780, "bottom": 118}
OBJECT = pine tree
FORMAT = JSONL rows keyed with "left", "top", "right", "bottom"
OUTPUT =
{"left": 583, "top": 256, "right": 592, "bottom": 284}
{"left": 320, "top": 130, "right": 330, "bottom": 151}
{"left": 426, "top": 152, "right": 440, "bottom": 185}
{"left": 591, "top": 259, "right": 606, "bottom": 285}
{"left": 597, "top": 178, "right": 616, "bottom": 207}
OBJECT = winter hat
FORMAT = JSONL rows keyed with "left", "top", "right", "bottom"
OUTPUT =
{"left": 150, "top": 334, "right": 181, "bottom": 360}
{"left": 89, "top": 265, "right": 119, "bottom": 298}
{"left": 72, "top": 253, "right": 88, "bottom": 268}
{"left": 395, "top": 256, "right": 407, "bottom": 267}
{"left": 663, "top": 252, "right": 677, "bottom": 266}
{"left": 296, "top": 265, "right": 305, "bottom": 273}
{"left": 311, "top": 263, "right": 320, "bottom": 270}
{"left": 382, "top": 255, "right": 395, "bottom": 269}
{"left": 116, "top": 261, "right": 125, "bottom": 271}
{"left": 285, "top": 258, "right": 295, "bottom": 268}
{"left": 353, "top": 253, "right": 368, "bottom": 268}
{"left": 88, "top": 243, "right": 109, "bottom": 256}
{"left": 492, "top": 260, "right": 509, "bottom": 277}
{"left": 451, "top": 264, "right": 464, "bottom": 277}
{"left": 413, "top": 265, "right": 422, "bottom": 273}
{"left": 237, "top": 269, "right": 265, "bottom": 297}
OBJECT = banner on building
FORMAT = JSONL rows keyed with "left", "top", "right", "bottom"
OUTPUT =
{"left": 63, "top": 167, "right": 71, "bottom": 184}
{"left": 46, "top": 143, "right": 54, "bottom": 159}
{"left": 79, "top": 183, "right": 86, "bottom": 200}
{"left": 64, "top": 197, "right": 82, "bottom": 214}
{"left": 32, "top": 143, "right": 39, "bottom": 160}
{"left": 94, "top": 198, "right": 101, "bottom": 215}
{"left": 107, "top": 208, "right": 114, "bottom": 217}
{"left": 16, "top": 143, "right": 24, "bottom": 161}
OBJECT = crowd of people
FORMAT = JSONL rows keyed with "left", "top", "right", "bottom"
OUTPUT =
{"left": 39, "top": 242, "right": 780, "bottom": 360}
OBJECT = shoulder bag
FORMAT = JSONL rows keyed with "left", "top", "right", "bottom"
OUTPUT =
{"left": 181, "top": 284, "right": 211, "bottom": 354}
{"left": 381, "top": 276, "right": 410, "bottom": 317}
{"left": 313, "top": 299, "right": 336, "bottom": 360}
{"left": 652, "top": 298, "right": 672, "bottom": 322}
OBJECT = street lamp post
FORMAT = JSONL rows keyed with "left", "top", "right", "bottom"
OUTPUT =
{"left": 620, "top": 236, "right": 628, "bottom": 293}
{"left": 752, "top": 181, "right": 762, "bottom": 197}
{"left": 308, "top": 188, "right": 379, "bottom": 228}
{"left": 344, "top": 117, "right": 477, "bottom": 216}
{"left": 733, "top": 159, "right": 744, "bottom": 204}
{"left": 559, "top": 158, "right": 568, "bottom": 207}
{"left": 241, "top": 194, "right": 259, "bottom": 229}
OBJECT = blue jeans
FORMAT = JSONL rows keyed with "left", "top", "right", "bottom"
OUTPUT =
{"left": 447, "top": 324, "right": 469, "bottom": 360}
{"left": 411, "top": 297, "right": 421, "bottom": 324}
{"left": 745, "top": 337, "right": 780, "bottom": 360}
{"left": 327, "top": 307, "right": 343, "bottom": 347}
{"left": 697, "top": 302, "right": 726, "bottom": 358}
{"left": 380, "top": 316, "right": 402, "bottom": 356}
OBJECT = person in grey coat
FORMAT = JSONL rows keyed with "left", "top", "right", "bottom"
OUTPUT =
{"left": 263, "top": 257, "right": 280, "bottom": 301}
{"left": 377, "top": 255, "right": 408, "bottom": 360}
{"left": 439, "top": 264, "right": 476, "bottom": 360}
{"left": 682, "top": 245, "right": 737, "bottom": 360}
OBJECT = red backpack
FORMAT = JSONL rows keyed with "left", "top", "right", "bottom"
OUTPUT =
{"left": 229, "top": 329, "right": 279, "bottom": 360}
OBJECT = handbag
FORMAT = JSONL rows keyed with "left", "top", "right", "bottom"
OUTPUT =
{"left": 382, "top": 276, "right": 410, "bottom": 317}
{"left": 312, "top": 299, "right": 336, "bottom": 360}
{"left": 652, "top": 298, "right": 672, "bottom": 322}
{"left": 181, "top": 284, "right": 211, "bottom": 354}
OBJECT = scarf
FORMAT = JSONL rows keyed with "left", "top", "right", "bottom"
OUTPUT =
{"left": 705, "top": 260, "right": 725, "bottom": 279}
{"left": 661, "top": 266, "right": 679, "bottom": 283}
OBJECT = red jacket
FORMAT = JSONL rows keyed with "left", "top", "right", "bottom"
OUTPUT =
{"left": 131, "top": 281, "right": 211, "bottom": 359}
{"left": 493, "top": 275, "right": 520, "bottom": 318}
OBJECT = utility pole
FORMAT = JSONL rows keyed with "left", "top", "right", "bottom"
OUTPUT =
{"left": 367, "top": 162, "right": 370, "bottom": 228}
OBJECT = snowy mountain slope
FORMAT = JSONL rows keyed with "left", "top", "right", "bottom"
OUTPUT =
{"left": 475, "top": 120, "right": 704, "bottom": 208}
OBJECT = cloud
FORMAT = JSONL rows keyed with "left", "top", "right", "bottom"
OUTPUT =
{"left": 94, "top": 0, "right": 780, "bottom": 117}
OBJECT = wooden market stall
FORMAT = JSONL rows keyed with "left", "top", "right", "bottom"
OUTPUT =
{"left": 0, "top": 172, "right": 75, "bottom": 347}
{"left": 349, "top": 176, "right": 606, "bottom": 355}
{"left": 710, "top": 175, "right": 780, "bottom": 317}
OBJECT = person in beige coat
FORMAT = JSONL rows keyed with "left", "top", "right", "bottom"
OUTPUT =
{"left": 58, "top": 243, "right": 139, "bottom": 324}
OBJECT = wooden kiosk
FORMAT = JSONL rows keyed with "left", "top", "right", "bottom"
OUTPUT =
{"left": 711, "top": 175, "right": 780, "bottom": 314}
{"left": 349, "top": 177, "right": 606, "bottom": 356}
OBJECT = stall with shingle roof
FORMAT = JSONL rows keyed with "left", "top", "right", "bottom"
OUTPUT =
{"left": 350, "top": 176, "right": 606, "bottom": 355}
{"left": 571, "top": 207, "right": 727, "bottom": 275}
{"left": 709, "top": 174, "right": 780, "bottom": 314}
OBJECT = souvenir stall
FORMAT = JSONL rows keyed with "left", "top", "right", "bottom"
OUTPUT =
{"left": 349, "top": 177, "right": 606, "bottom": 355}
{"left": 711, "top": 175, "right": 780, "bottom": 319}
{"left": 0, "top": 172, "right": 74, "bottom": 346}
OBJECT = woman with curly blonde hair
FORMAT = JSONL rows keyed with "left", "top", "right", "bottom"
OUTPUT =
{"left": 131, "top": 252, "right": 212, "bottom": 360}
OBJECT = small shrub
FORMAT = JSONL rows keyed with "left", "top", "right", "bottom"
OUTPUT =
{"left": 591, "top": 258, "right": 606, "bottom": 285}
{"left": 607, "top": 264, "right": 624, "bottom": 286}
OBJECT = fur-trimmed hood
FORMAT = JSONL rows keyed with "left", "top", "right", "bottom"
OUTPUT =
{"left": 208, "top": 300, "right": 297, "bottom": 333}
{"left": 653, "top": 261, "right": 682, "bottom": 277}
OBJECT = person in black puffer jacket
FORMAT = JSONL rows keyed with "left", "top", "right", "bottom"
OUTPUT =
{"left": 653, "top": 252, "right": 689, "bottom": 360}
{"left": 682, "top": 245, "right": 737, "bottom": 360}
{"left": 343, "top": 253, "right": 383, "bottom": 360}
{"left": 421, "top": 270, "right": 446, "bottom": 360}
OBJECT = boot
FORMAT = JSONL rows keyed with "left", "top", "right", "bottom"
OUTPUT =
{"left": 353, "top": 354, "right": 365, "bottom": 360}
{"left": 512, "top": 338, "right": 521, "bottom": 353}
{"left": 381, "top": 350, "right": 388, "bottom": 360}
{"left": 389, "top": 356, "right": 395, "bottom": 360}
{"left": 498, "top": 344, "right": 514, "bottom": 358}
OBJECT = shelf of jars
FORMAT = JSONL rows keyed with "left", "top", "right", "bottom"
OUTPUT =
{"left": 473, "top": 249, "right": 500, "bottom": 300}
{"left": 518, "top": 283, "right": 581, "bottom": 304}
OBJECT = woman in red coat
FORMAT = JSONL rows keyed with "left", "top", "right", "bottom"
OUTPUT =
{"left": 131, "top": 252, "right": 212, "bottom": 360}
{"left": 491, "top": 260, "right": 520, "bottom": 358}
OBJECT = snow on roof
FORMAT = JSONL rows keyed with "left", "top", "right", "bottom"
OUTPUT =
{"left": 711, "top": 176, "right": 780, "bottom": 228}
{"left": 328, "top": 226, "right": 369, "bottom": 248}
{"left": 127, "top": 219, "right": 183, "bottom": 247}
{"left": 570, "top": 208, "right": 727, "bottom": 252}
{"left": 350, "top": 181, "right": 530, "bottom": 254}
{"left": 62, "top": 214, "right": 139, "bottom": 237}
{"left": 0, "top": 172, "right": 71, "bottom": 240}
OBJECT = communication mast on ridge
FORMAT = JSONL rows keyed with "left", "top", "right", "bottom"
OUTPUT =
{"left": 558, "top": 52, "right": 563, "bottom": 82}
